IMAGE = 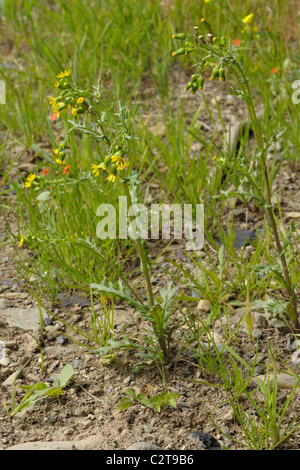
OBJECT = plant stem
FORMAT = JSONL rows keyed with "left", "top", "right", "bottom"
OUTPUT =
{"left": 123, "top": 182, "right": 154, "bottom": 307}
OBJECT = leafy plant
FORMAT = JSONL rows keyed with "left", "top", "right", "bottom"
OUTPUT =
{"left": 3, "top": 364, "right": 74, "bottom": 418}
{"left": 118, "top": 387, "right": 179, "bottom": 413}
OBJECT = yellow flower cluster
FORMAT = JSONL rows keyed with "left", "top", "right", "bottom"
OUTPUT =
{"left": 91, "top": 153, "right": 129, "bottom": 183}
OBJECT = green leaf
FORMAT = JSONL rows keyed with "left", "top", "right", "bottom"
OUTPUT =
{"left": 53, "top": 364, "right": 74, "bottom": 389}
{"left": 118, "top": 397, "right": 133, "bottom": 411}
{"left": 162, "top": 392, "right": 179, "bottom": 408}
{"left": 150, "top": 395, "right": 163, "bottom": 413}
{"left": 136, "top": 393, "right": 151, "bottom": 408}
{"left": 125, "top": 388, "right": 137, "bottom": 399}
{"left": 36, "top": 191, "right": 51, "bottom": 202}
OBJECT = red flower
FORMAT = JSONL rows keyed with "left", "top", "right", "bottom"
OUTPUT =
{"left": 41, "top": 168, "right": 49, "bottom": 176}
{"left": 232, "top": 38, "right": 241, "bottom": 47}
{"left": 51, "top": 112, "right": 58, "bottom": 121}
{"left": 63, "top": 165, "right": 71, "bottom": 175}
{"left": 271, "top": 68, "right": 279, "bottom": 74}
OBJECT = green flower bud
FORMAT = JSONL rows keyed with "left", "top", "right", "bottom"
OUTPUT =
{"left": 185, "top": 82, "right": 192, "bottom": 91}
{"left": 191, "top": 83, "right": 198, "bottom": 94}
{"left": 76, "top": 107, "right": 85, "bottom": 114}
{"left": 219, "top": 69, "right": 226, "bottom": 82}
{"left": 172, "top": 33, "right": 186, "bottom": 40}
{"left": 172, "top": 48, "right": 186, "bottom": 56}
{"left": 221, "top": 36, "right": 226, "bottom": 46}
{"left": 197, "top": 77, "right": 204, "bottom": 90}
{"left": 185, "top": 48, "right": 194, "bottom": 54}
{"left": 191, "top": 74, "right": 198, "bottom": 83}
{"left": 184, "top": 41, "right": 194, "bottom": 48}
{"left": 210, "top": 68, "right": 219, "bottom": 81}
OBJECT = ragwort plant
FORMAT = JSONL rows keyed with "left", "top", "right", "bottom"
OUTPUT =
{"left": 19, "top": 69, "right": 179, "bottom": 365}
{"left": 171, "top": 18, "right": 299, "bottom": 330}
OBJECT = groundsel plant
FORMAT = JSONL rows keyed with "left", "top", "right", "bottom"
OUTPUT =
{"left": 20, "top": 69, "right": 179, "bottom": 365}
{"left": 172, "top": 19, "right": 299, "bottom": 329}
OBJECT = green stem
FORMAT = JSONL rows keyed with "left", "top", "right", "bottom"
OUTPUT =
{"left": 123, "top": 182, "right": 154, "bottom": 307}
{"left": 123, "top": 182, "right": 169, "bottom": 359}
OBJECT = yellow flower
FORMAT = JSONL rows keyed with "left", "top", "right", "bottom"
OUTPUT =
{"left": 54, "top": 81, "right": 60, "bottom": 88}
{"left": 91, "top": 164, "right": 100, "bottom": 176}
{"left": 111, "top": 155, "right": 129, "bottom": 171}
{"left": 57, "top": 70, "right": 70, "bottom": 79}
{"left": 91, "top": 162, "right": 107, "bottom": 176}
{"left": 49, "top": 96, "right": 57, "bottom": 106}
{"left": 242, "top": 13, "right": 254, "bottom": 24}
{"left": 18, "top": 235, "right": 24, "bottom": 247}
{"left": 107, "top": 173, "right": 118, "bottom": 183}
{"left": 55, "top": 158, "right": 66, "bottom": 165}
{"left": 72, "top": 108, "right": 78, "bottom": 116}
{"left": 25, "top": 173, "right": 36, "bottom": 188}
{"left": 204, "top": 0, "right": 211, "bottom": 2}
{"left": 54, "top": 148, "right": 59, "bottom": 156}
{"left": 76, "top": 97, "right": 84, "bottom": 104}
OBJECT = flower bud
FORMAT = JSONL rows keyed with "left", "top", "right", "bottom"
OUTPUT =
{"left": 191, "top": 74, "right": 198, "bottom": 84}
{"left": 219, "top": 69, "right": 226, "bottom": 82}
{"left": 221, "top": 36, "right": 226, "bottom": 46}
{"left": 172, "top": 48, "right": 186, "bottom": 56}
{"left": 191, "top": 83, "right": 198, "bottom": 94}
{"left": 210, "top": 68, "right": 219, "bottom": 80}
{"left": 172, "top": 33, "right": 186, "bottom": 40}
{"left": 185, "top": 48, "right": 194, "bottom": 54}
{"left": 197, "top": 77, "right": 204, "bottom": 90}
{"left": 76, "top": 107, "right": 85, "bottom": 114}
{"left": 185, "top": 81, "right": 192, "bottom": 91}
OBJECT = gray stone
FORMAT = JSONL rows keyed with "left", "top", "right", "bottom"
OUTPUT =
{"left": 252, "top": 328, "right": 263, "bottom": 339}
{"left": 186, "top": 431, "right": 222, "bottom": 450}
{"left": 63, "top": 427, "right": 75, "bottom": 435}
{"left": 0, "top": 298, "right": 11, "bottom": 308}
{"left": 0, "top": 357, "right": 10, "bottom": 367}
{"left": 127, "top": 442, "right": 163, "bottom": 450}
{"left": 6, "top": 435, "right": 102, "bottom": 450}
{"left": 197, "top": 300, "right": 211, "bottom": 314}
{"left": 292, "top": 350, "right": 300, "bottom": 365}
{"left": 254, "top": 313, "right": 268, "bottom": 326}
{"left": 291, "top": 340, "right": 300, "bottom": 351}
{"left": 1, "top": 307, "right": 49, "bottom": 330}
{"left": 2, "top": 370, "right": 22, "bottom": 387}
{"left": 250, "top": 353, "right": 265, "bottom": 366}
{"left": 255, "top": 372, "right": 300, "bottom": 389}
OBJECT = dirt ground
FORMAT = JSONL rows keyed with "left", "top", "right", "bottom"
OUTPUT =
{"left": 1, "top": 69, "right": 300, "bottom": 451}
